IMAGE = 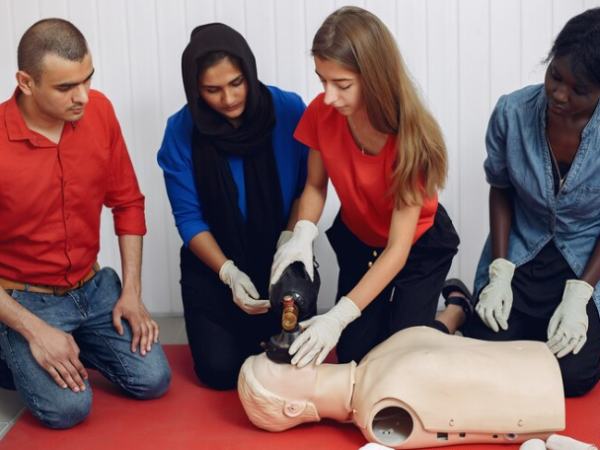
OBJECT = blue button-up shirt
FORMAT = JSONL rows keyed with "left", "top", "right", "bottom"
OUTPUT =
{"left": 474, "top": 84, "right": 600, "bottom": 316}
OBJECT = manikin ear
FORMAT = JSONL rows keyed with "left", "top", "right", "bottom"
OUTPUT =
{"left": 15, "top": 71, "right": 34, "bottom": 96}
{"left": 283, "top": 401, "right": 307, "bottom": 418}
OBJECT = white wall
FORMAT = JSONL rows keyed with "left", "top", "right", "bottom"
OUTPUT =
{"left": 1, "top": 0, "right": 599, "bottom": 314}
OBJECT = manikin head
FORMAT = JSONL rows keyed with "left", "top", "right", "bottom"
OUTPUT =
{"left": 238, "top": 354, "right": 320, "bottom": 431}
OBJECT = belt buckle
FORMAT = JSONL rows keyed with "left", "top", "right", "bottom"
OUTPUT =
{"left": 52, "top": 285, "right": 65, "bottom": 296}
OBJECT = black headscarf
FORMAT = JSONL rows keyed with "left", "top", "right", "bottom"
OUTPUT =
{"left": 182, "top": 23, "right": 284, "bottom": 297}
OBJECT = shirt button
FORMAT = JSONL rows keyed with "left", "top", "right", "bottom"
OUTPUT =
{"left": 368, "top": 261, "right": 373, "bottom": 268}
{"left": 373, "top": 250, "right": 378, "bottom": 257}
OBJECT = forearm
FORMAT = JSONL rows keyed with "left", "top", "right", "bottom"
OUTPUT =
{"left": 0, "top": 287, "right": 44, "bottom": 342}
{"left": 346, "top": 205, "right": 420, "bottom": 310}
{"left": 297, "top": 149, "right": 328, "bottom": 224}
{"left": 346, "top": 245, "right": 410, "bottom": 310}
{"left": 297, "top": 184, "right": 327, "bottom": 224}
{"left": 188, "top": 231, "right": 228, "bottom": 274}
{"left": 489, "top": 186, "right": 513, "bottom": 259}
{"left": 285, "top": 199, "right": 301, "bottom": 231}
{"left": 580, "top": 235, "right": 600, "bottom": 287}
{"left": 118, "top": 234, "right": 143, "bottom": 296}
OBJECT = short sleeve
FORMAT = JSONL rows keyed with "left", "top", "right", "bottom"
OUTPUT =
{"left": 293, "top": 94, "right": 323, "bottom": 151}
{"left": 484, "top": 95, "right": 512, "bottom": 189}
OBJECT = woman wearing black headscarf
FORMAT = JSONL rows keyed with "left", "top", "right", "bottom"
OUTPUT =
{"left": 158, "top": 23, "right": 308, "bottom": 390}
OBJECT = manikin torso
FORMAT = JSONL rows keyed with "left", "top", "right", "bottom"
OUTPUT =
{"left": 353, "top": 327, "right": 564, "bottom": 448}
{"left": 241, "top": 327, "right": 565, "bottom": 449}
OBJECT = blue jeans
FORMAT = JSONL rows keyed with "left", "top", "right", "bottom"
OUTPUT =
{"left": 0, "top": 267, "right": 171, "bottom": 429}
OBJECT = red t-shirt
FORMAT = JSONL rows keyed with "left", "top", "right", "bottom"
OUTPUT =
{"left": 0, "top": 89, "right": 146, "bottom": 286}
{"left": 294, "top": 93, "right": 437, "bottom": 247}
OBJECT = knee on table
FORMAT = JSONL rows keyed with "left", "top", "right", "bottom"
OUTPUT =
{"left": 33, "top": 389, "right": 92, "bottom": 430}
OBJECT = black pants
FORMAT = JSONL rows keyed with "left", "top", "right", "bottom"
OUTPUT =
{"left": 467, "top": 299, "right": 600, "bottom": 398}
{"left": 180, "top": 247, "right": 280, "bottom": 390}
{"left": 327, "top": 204, "right": 460, "bottom": 364}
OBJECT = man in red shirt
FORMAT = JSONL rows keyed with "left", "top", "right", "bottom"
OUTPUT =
{"left": 0, "top": 18, "right": 171, "bottom": 429}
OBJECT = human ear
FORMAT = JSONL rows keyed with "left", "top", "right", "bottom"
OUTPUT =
{"left": 283, "top": 401, "right": 306, "bottom": 418}
{"left": 16, "top": 71, "right": 34, "bottom": 96}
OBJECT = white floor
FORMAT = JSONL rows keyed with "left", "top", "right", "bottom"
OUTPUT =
{"left": 0, "top": 315, "right": 188, "bottom": 441}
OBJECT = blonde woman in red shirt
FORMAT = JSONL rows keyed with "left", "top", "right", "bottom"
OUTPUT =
{"left": 270, "top": 6, "right": 469, "bottom": 367}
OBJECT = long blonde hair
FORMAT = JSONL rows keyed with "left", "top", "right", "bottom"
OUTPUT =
{"left": 312, "top": 6, "right": 447, "bottom": 207}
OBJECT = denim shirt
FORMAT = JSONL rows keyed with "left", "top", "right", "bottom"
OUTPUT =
{"left": 474, "top": 84, "right": 600, "bottom": 317}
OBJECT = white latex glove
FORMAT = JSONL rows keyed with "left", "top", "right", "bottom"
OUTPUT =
{"left": 219, "top": 260, "right": 270, "bottom": 315}
{"left": 546, "top": 434, "right": 598, "bottom": 450}
{"left": 475, "top": 258, "right": 516, "bottom": 332}
{"left": 276, "top": 230, "right": 293, "bottom": 249}
{"left": 547, "top": 280, "right": 593, "bottom": 358}
{"left": 359, "top": 444, "right": 393, "bottom": 450}
{"left": 289, "top": 296, "right": 361, "bottom": 368}
{"left": 270, "top": 220, "right": 318, "bottom": 285}
{"left": 519, "top": 439, "right": 546, "bottom": 450}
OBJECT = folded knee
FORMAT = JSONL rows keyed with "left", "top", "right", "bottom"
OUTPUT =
{"left": 33, "top": 391, "right": 92, "bottom": 429}
{"left": 125, "top": 363, "right": 172, "bottom": 400}
{"left": 561, "top": 365, "right": 600, "bottom": 398}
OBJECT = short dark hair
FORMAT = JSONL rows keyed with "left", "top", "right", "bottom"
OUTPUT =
{"left": 547, "top": 7, "right": 600, "bottom": 88}
{"left": 17, "top": 18, "right": 88, "bottom": 82}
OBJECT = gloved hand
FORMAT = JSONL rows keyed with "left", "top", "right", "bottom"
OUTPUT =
{"left": 276, "top": 230, "right": 293, "bottom": 249}
{"left": 289, "top": 296, "right": 361, "bottom": 368}
{"left": 547, "top": 280, "right": 593, "bottom": 358}
{"left": 270, "top": 220, "right": 318, "bottom": 285}
{"left": 219, "top": 260, "right": 270, "bottom": 315}
{"left": 475, "top": 258, "right": 516, "bottom": 332}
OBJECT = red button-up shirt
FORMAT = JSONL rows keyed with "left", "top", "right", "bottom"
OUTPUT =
{"left": 0, "top": 89, "right": 146, "bottom": 286}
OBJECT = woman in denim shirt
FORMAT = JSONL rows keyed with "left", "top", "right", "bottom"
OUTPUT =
{"left": 444, "top": 8, "right": 600, "bottom": 397}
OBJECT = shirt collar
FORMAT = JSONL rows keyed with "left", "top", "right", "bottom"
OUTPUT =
{"left": 4, "top": 87, "right": 57, "bottom": 148}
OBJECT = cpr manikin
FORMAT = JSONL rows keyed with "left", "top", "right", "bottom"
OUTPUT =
{"left": 238, "top": 327, "right": 565, "bottom": 448}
